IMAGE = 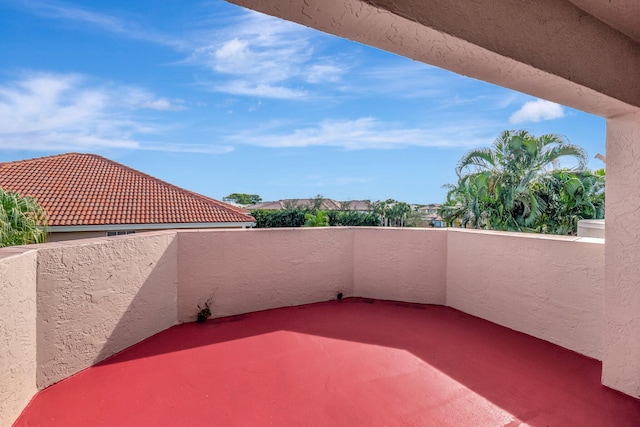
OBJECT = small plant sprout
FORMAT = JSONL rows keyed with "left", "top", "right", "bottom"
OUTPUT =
{"left": 197, "top": 298, "right": 212, "bottom": 323}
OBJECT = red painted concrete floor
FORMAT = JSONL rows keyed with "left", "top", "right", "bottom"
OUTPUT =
{"left": 15, "top": 299, "right": 640, "bottom": 426}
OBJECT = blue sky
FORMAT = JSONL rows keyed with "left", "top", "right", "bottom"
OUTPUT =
{"left": 0, "top": 0, "right": 606, "bottom": 204}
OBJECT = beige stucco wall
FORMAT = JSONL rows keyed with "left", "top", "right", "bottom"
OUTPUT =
{"left": 229, "top": 0, "right": 639, "bottom": 118}
{"left": 177, "top": 228, "right": 355, "bottom": 322}
{"left": 0, "top": 248, "right": 37, "bottom": 427}
{"left": 603, "top": 111, "right": 640, "bottom": 398}
{"left": 0, "top": 227, "right": 619, "bottom": 423}
{"left": 446, "top": 229, "right": 605, "bottom": 359}
{"left": 353, "top": 228, "right": 447, "bottom": 304}
{"left": 36, "top": 231, "right": 178, "bottom": 389}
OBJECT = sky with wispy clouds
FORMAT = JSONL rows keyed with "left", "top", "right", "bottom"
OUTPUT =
{"left": 0, "top": 0, "right": 605, "bottom": 203}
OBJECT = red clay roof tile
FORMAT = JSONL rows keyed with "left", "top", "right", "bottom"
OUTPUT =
{"left": 0, "top": 153, "right": 254, "bottom": 227}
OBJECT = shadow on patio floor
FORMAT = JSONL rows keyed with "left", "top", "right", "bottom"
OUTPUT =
{"left": 15, "top": 298, "right": 640, "bottom": 426}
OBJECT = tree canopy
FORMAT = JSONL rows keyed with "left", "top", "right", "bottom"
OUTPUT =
{"left": 304, "top": 211, "right": 330, "bottom": 227}
{"left": 0, "top": 188, "right": 48, "bottom": 247}
{"left": 370, "top": 199, "right": 413, "bottom": 227}
{"left": 439, "top": 130, "right": 604, "bottom": 234}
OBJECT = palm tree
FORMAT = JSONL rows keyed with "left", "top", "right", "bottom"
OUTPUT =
{"left": 440, "top": 174, "right": 494, "bottom": 229}
{"left": 0, "top": 188, "right": 48, "bottom": 247}
{"left": 386, "top": 201, "right": 412, "bottom": 227}
{"left": 537, "top": 169, "right": 605, "bottom": 235}
{"left": 446, "top": 130, "right": 588, "bottom": 232}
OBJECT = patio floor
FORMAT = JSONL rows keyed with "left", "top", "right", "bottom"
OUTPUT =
{"left": 15, "top": 298, "right": 640, "bottom": 426}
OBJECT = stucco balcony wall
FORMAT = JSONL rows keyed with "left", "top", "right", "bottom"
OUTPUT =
{"left": 0, "top": 248, "right": 37, "bottom": 427}
{"left": 177, "top": 227, "right": 449, "bottom": 324}
{"left": 446, "top": 229, "right": 605, "bottom": 360}
{"left": 0, "top": 227, "right": 623, "bottom": 425}
{"left": 177, "top": 228, "right": 355, "bottom": 322}
{"left": 352, "top": 227, "right": 447, "bottom": 304}
{"left": 35, "top": 231, "right": 178, "bottom": 389}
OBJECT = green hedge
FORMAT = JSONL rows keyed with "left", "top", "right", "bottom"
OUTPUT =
{"left": 326, "top": 210, "right": 380, "bottom": 226}
{"left": 251, "top": 208, "right": 381, "bottom": 228}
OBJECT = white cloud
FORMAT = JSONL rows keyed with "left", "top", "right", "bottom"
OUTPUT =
{"left": 495, "top": 93, "right": 520, "bottom": 109}
{"left": 509, "top": 99, "right": 565, "bottom": 123}
{"left": 16, "top": 0, "right": 185, "bottom": 48}
{"left": 188, "top": 10, "right": 346, "bottom": 99}
{"left": 212, "top": 80, "right": 307, "bottom": 99}
{"left": 226, "top": 117, "right": 498, "bottom": 150}
{"left": 305, "top": 63, "right": 345, "bottom": 84}
{"left": 190, "top": 12, "right": 312, "bottom": 82}
{"left": 13, "top": 2, "right": 424, "bottom": 102}
{"left": 120, "top": 88, "right": 186, "bottom": 111}
{"left": 13, "top": 1, "right": 336, "bottom": 99}
{"left": 139, "top": 98, "right": 185, "bottom": 111}
{"left": 349, "top": 63, "right": 448, "bottom": 99}
{"left": 213, "top": 38, "right": 251, "bottom": 71}
{"left": 0, "top": 73, "right": 220, "bottom": 154}
{"left": 139, "top": 142, "right": 234, "bottom": 154}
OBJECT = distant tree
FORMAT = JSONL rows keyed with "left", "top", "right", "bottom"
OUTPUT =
{"left": 371, "top": 199, "right": 391, "bottom": 226}
{"left": 0, "top": 188, "right": 48, "bottom": 248}
{"left": 403, "top": 209, "right": 426, "bottom": 227}
{"left": 311, "top": 194, "right": 325, "bottom": 210}
{"left": 386, "top": 201, "right": 412, "bottom": 227}
{"left": 223, "top": 193, "right": 262, "bottom": 205}
{"left": 371, "top": 199, "right": 412, "bottom": 227}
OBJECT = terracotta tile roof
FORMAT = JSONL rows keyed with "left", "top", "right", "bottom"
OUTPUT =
{"left": 0, "top": 153, "right": 255, "bottom": 227}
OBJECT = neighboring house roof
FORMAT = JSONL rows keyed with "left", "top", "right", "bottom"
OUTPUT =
{"left": 0, "top": 153, "right": 255, "bottom": 230}
{"left": 248, "top": 200, "right": 287, "bottom": 210}
{"left": 342, "top": 200, "right": 372, "bottom": 211}
{"left": 417, "top": 204, "right": 442, "bottom": 213}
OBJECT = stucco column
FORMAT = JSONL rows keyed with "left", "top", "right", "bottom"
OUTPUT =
{"left": 603, "top": 110, "right": 640, "bottom": 398}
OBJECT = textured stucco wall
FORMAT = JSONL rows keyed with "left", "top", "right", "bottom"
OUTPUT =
{"left": 446, "top": 229, "right": 605, "bottom": 359}
{"left": 353, "top": 228, "right": 447, "bottom": 304}
{"left": 36, "top": 231, "right": 178, "bottom": 389}
{"left": 0, "top": 248, "right": 37, "bottom": 427}
{"left": 603, "top": 111, "right": 640, "bottom": 398}
{"left": 178, "top": 228, "right": 448, "bottom": 322}
{"left": 177, "top": 228, "right": 354, "bottom": 322}
{"left": 3, "top": 227, "right": 614, "bottom": 422}
{"left": 229, "top": 0, "right": 638, "bottom": 118}
{"left": 363, "top": 0, "right": 640, "bottom": 109}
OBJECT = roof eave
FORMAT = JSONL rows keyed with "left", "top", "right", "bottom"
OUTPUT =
{"left": 48, "top": 222, "right": 256, "bottom": 233}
